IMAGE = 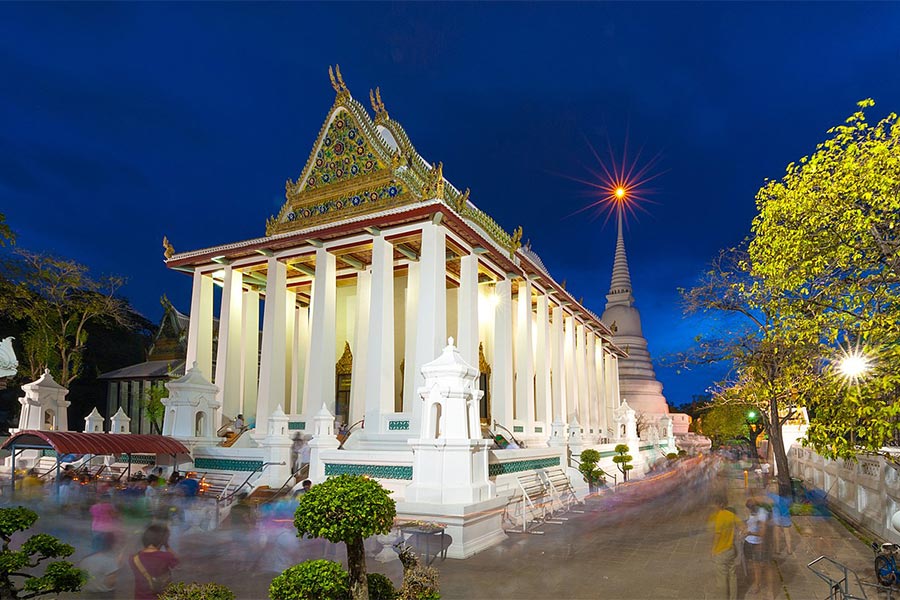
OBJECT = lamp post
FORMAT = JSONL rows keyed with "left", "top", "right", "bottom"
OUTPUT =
{"left": 745, "top": 409, "right": 764, "bottom": 453}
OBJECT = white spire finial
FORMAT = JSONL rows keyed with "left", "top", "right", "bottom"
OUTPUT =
{"left": 606, "top": 205, "right": 634, "bottom": 308}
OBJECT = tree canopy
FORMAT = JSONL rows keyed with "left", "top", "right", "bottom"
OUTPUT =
{"left": 749, "top": 99, "right": 900, "bottom": 457}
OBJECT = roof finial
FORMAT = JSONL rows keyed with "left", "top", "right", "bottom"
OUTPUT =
{"left": 162, "top": 236, "right": 174, "bottom": 260}
{"left": 369, "top": 86, "right": 389, "bottom": 123}
{"left": 328, "top": 65, "right": 349, "bottom": 99}
{"left": 606, "top": 204, "right": 634, "bottom": 307}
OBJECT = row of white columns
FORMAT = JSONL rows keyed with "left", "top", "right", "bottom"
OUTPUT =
{"left": 183, "top": 221, "right": 621, "bottom": 442}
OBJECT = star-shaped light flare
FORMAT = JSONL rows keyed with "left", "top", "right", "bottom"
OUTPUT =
{"left": 834, "top": 343, "right": 873, "bottom": 386}
{"left": 558, "top": 131, "right": 666, "bottom": 226}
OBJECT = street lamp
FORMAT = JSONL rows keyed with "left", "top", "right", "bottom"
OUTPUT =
{"left": 837, "top": 349, "right": 871, "bottom": 383}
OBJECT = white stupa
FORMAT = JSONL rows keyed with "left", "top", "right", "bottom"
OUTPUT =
{"left": 600, "top": 210, "right": 670, "bottom": 417}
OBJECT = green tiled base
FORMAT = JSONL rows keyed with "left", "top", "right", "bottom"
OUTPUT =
{"left": 513, "top": 426, "right": 524, "bottom": 433}
{"left": 194, "top": 457, "right": 264, "bottom": 472}
{"left": 534, "top": 427, "right": 543, "bottom": 433}
{"left": 489, "top": 456, "right": 560, "bottom": 477}
{"left": 324, "top": 463, "right": 413, "bottom": 480}
{"left": 288, "top": 421, "right": 306, "bottom": 430}
{"left": 41, "top": 449, "right": 57, "bottom": 457}
{"left": 388, "top": 420, "right": 410, "bottom": 431}
{"left": 117, "top": 454, "right": 156, "bottom": 465}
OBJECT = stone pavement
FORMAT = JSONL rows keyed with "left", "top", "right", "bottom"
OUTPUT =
{"left": 436, "top": 460, "right": 878, "bottom": 600}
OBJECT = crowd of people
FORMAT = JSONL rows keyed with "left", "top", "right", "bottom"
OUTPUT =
{"left": 1, "top": 459, "right": 318, "bottom": 598}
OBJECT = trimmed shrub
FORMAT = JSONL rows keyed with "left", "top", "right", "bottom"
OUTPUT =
{"left": 367, "top": 572, "right": 397, "bottom": 600}
{"left": 269, "top": 560, "right": 350, "bottom": 600}
{"left": 160, "top": 582, "right": 235, "bottom": 600}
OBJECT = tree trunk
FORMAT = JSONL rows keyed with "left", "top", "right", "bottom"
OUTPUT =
{"left": 346, "top": 535, "right": 369, "bottom": 600}
{"left": 768, "top": 401, "right": 792, "bottom": 498}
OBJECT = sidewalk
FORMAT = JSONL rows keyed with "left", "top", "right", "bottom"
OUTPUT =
{"left": 437, "top": 460, "right": 878, "bottom": 599}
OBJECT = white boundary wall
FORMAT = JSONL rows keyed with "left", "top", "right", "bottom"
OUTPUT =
{"left": 789, "top": 445, "right": 900, "bottom": 544}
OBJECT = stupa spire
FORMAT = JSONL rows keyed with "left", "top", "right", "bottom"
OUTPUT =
{"left": 606, "top": 207, "right": 634, "bottom": 308}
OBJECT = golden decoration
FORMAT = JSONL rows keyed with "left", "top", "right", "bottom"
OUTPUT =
{"left": 162, "top": 236, "right": 175, "bottom": 260}
{"left": 265, "top": 215, "right": 277, "bottom": 236}
{"left": 478, "top": 342, "right": 491, "bottom": 374}
{"left": 510, "top": 225, "right": 523, "bottom": 256}
{"left": 336, "top": 341, "right": 353, "bottom": 375}
{"left": 451, "top": 188, "right": 470, "bottom": 215}
{"left": 328, "top": 64, "right": 349, "bottom": 99}
{"left": 369, "top": 87, "right": 389, "bottom": 123}
{"left": 391, "top": 151, "right": 403, "bottom": 170}
{"left": 422, "top": 162, "right": 444, "bottom": 200}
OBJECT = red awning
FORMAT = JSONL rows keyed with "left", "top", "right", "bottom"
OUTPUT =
{"left": 2, "top": 430, "right": 190, "bottom": 456}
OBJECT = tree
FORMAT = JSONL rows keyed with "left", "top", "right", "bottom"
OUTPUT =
{"left": 748, "top": 100, "right": 900, "bottom": 458}
{"left": 0, "top": 506, "right": 85, "bottom": 599}
{"left": 0, "top": 249, "right": 132, "bottom": 386}
{"left": 293, "top": 475, "right": 396, "bottom": 600}
{"left": 699, "top": 402, "right": 754, "bottom": 446}
{"left": 142, "top": 384, "right": 168, "bottom": 434}
{"left": 160, "top": 582, "right": 235, "bottom": 600}
{"left": 0, "top": 213, "right": 13, "bottom": 247}
{"left": 577, "top": 449, "right": 606, "bottom": 489}
{"left": 679, "top": 248, "right": 825, "bottom": 496}
{"left": 612, "top": 444, "right": 633, "bottom": 481}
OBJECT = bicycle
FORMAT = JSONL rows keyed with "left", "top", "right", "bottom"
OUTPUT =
{"left": 873, "top": 541, "right": 900, "bottom": 586}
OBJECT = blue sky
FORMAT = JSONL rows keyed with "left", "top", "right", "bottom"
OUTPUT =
{"left": 3, "top": 3, "right": 900, "bottom": 406}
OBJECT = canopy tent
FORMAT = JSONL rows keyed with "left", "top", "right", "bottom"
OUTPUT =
{"left": 3, "top": 430, "right": 190, "bottom": 491}
{"left": 2, "top": 430, "right": 189, "bottom": 456}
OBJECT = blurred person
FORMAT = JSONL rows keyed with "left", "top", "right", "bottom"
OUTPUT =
{"left": 130, "top": 524, "right": 178, "bottom": 600}
{"left": 767, "top": 490, "right": 794, "bottom": 555}
{"left": 90, "top": 494, "right": 120, "bottom": 551}
{"left": 709, "top": 496, "right": 742, "bottom": 600}
{"left": 78, "top": 532, "right": 120, "bottom": 599}
{"left": 233, "top": 414, "right": 245, "bottom": 431}
{"left": 744, "top": 498, "right": 773, "bottom": 598}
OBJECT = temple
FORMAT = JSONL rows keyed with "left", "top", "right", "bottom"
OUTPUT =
{"left": 164, "top": 67, "right": 629, "bottom": 449}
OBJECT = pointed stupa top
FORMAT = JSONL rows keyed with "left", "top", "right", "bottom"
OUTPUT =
{"left": 606, "top": 209, "right": 634, "bottom": 308}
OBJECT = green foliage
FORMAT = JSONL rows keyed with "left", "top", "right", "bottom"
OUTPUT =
{"left": 143, "top": 384, "right": 169, "bottom": 434}
{"left": 747, "top": 100, "right": 900, "bottom": 458}
{"left": 294, "top": 475, "right": 396, "bottom": 600}
{"left": 294, "top": 474, "right": 396, "bottom": 545}
{"left": 578, "top": 449, "right": 606, "bottom": 486}
{"left": 0, "top": 249, "right": 133, "bottom": 385}
{"left": 160, "top": 582, "right": 235, "bottom": 600}
{"left": 612, "top": 444, "right": 634, "bottom": 481}
{"left": 699, "top": 402, "right": 754, "bottom": 446}
{"left": 366, "top": 573, "right": 396, "bottom": 600}
{"left": 0, "top": 213, "right": 13, "bottom": 247}
{"left": 666, "top": 452, "right": 679, "bottom": 460}
{"left": 0, "top": 506, "right": 85, "bottom": 599}
{"left": 269, "top": 560, "right": 349, "bottom": 600}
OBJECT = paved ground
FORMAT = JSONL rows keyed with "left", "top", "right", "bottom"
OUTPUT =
{"left": 45, "top": 458, "right": 880, "bottom": 599}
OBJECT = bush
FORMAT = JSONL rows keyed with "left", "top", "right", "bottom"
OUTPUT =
{"left": 367, "top": 572, "right": 396, "bottom": 600}
{"left": 578, "top": 449, "right": 606, "bottom": 487}
{"left": 160, "top": 582, "right": 235, "bottom": 600}
{"left": 666, "top": 452, "right": 679, "bottom": 460}
{"left": 269, "top": 560, "right": 350, "bottom": 600}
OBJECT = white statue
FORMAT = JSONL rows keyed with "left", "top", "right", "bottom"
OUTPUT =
{"left": 0, "top": 337, "right": 18, "bottom": 379}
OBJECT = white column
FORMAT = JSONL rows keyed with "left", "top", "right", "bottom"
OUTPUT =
{"left": 303, "top": 248, "right": 337, "bottom": 414}
{"left": 535, "top": 294, "right": 552, "bottom": 438}
{"left": 364, "top": 235, "right": 396, "bottom": 434}
{"left": 457, "top": 253, "right": 479, "bottom": 368}
{"left": 256, "top": 258, "right": 287, "bottom": 433}
{"left": 411, "top": 222, "right": 446, "bottom": 435}
{"left": 551, "top": 305, "right": 567, "bottom": 425}
{"left": 214, "top": 267, "right": 243, "bottom": 423}
{"left": 515, "top": 278, "right": 535, "bottom": 432}
{"left": 283, "top": 290, "right": 296, "bottom": 413}
{"left": 240, "top": 290, "right": 259, "bottom": 422}
{"left": 402, "top": 262, "right": 419, "bottom": 412}
{"left": 586, "top": 330, "right": 598, "bottom": 439}
{"left": 185, "top": 270, "right": 214, "bottom": 380}
{"left": 576, "top": 322, "right": 589, "bottom": 428}
{"left": 350, "top": 269, "right": 371, "bottom": 426}
{"left": 291, "top": 306, "right": 309, "bottom": 416}
{"left": 606, "top": 354, "right": 619, "bottom": 432}
{"left": 491, "top": 279, "right": 514, "bottom": 428}
{"left": 563, "top": 314, "right": 577, "bottom": 423}
{"left": 596, "top": 337, "right": 608, "bottom": 438}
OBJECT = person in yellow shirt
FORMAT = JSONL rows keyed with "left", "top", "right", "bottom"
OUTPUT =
{"left": 709, "top": 496, "right": 743, "bottom": 600}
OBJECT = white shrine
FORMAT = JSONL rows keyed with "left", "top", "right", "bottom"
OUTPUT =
{"left": 141, "top": 67, "right": 681, "bottom": 555}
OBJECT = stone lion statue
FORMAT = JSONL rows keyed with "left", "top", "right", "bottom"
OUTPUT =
{"left": 0, "top": 336, "right": 18, "bottom": 378}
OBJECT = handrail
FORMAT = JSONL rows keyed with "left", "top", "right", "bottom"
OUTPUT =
{"left": 338, "top": 419, "right": 365, "bottom": 450}
{"left": 220, "top": 461, "right": 285, "bottom": 504}
{"left": 257, "top": 464, "right": 311, "bottom": 505}
{"left": 493, "top": 421, "right": 523, "bottom": 448}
